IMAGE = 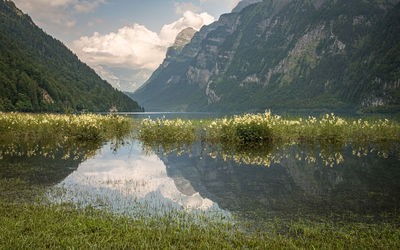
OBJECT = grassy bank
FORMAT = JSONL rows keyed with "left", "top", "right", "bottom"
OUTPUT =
{"left": 0, "top": 202, "right": 399, "bottom": 249}
{"left": 138, "top": 112, "right": 400, "bottom": 146}
{"left": 0, "top": 112, "right": 132, "bottom": 141}
{"left": 0, "top": 112, "right": 132, "bottom": 160}
{"left": 3, "top": 111, "right": 399, "bottom": 147}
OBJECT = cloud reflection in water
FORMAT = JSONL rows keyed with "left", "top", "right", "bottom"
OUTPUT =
{"left": 51, "top": 140, "right": 225, "bottom": 216}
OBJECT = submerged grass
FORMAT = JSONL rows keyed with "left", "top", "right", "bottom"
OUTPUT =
{"left": 0, "top": 112, "right": 133, "bottom": 160}
{"left": 0, "top": 112, "right": 133, "bottom": 142}
{"left": 137, "top": 111, "right": 400, "bottom": 147}
{"left": 204, "top": 112, "right": 400, "bottom": 144}
{"left": 3, "top": 111, "right": 399, "bottom": 147}
{"left": 0, "top": 202, "right": 399, "bottom": 249}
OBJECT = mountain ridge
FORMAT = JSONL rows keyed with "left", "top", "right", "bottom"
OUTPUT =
{"left": 133, "top": 0, "right": 400, "bottom": 113}
{"left": 0, "top": 0, "right": 143, "bottom": 112}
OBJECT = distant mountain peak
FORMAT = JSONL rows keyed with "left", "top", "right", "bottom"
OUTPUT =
{"left": 232, "top": 0, "right": 263, "bottom": 13}
{"left": 172, "top": 27, "right": 197, "bottom": 49}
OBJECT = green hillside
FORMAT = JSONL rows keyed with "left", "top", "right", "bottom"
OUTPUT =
{"left": 0, "top": 0, "right": 143, "bottom": 112}
{"left": 133, "top": 0, "right": 400, "bottom": 113}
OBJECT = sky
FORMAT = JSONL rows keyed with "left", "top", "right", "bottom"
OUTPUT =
{"left": 12, "top": 0, "right": 242, "bottom": 92}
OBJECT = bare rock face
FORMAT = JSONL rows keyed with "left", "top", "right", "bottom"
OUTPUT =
{"left": 165, "top": 27, "right": 197, "bottom": 61}
{"left": 133, "top": 0, "right": 400, "bottom": 113}
{"left": 173, "top": 27, "right": 197, "bottom": 49}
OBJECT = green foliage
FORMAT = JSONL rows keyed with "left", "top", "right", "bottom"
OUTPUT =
{"left": 0, "top": 0, "right": 143, "bottom": 112}
{"left": 138, "top": 118, "right": 197, "bottom": 152}
{"left": 135, "top": 112, "right": 400, "bottom": 153}
{"left": 134, "top": 0, "right": 400, "bottom": 113}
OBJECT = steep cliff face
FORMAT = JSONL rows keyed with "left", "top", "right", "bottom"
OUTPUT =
{"left": 133, "top": 0, "right": 400, "bottom": 113}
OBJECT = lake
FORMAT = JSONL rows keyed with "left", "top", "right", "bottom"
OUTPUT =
{"left": 1, "top": 119, "right": 399, "bottom": 226}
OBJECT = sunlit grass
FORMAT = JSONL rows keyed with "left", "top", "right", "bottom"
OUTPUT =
{"left": 203, "top": 111, "right": 400, "bottom": 144}
{"left": 136, "top": 111, "right": 400, "bottom": 146}
{"left": 0, "top": 112, "right": 133, "bottom": 142}
{"left": 0, "top": 112, "right": 133, "bottom": 160}
{"left": 136, "top": 111, "right": 400, "bottom": 167}
{"left": 137, "top": 117, "right": 197, "bottom": 152}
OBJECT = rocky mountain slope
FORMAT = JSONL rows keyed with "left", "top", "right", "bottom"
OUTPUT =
{"left": 133, "top": 0, "right": 400, "bottom": 113}
{"left": 0, "top": 0, "right": 143, "bottom": 112}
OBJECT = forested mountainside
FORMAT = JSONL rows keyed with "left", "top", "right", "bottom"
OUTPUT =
{"left": 133, "top": 0, "right": 400, "bottom": 113}
{"left": 0, "top": 0, "right": 143, "bottom": 112}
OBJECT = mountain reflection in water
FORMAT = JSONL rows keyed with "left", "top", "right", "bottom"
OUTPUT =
{"left": 50, "top": 141, "right": 224, "bottom": 217}
{"left": 1, "top": 136, "right": 399, "bottom": 224}
{"left": 156, "top": 141, "right": 400, "bottom": 222}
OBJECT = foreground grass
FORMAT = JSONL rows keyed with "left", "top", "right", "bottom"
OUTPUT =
{"left": 0, "top": 202, "right": 399, "bottom": 249}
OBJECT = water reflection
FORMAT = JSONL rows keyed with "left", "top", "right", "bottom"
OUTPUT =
{"left": 49, "top": 141, "right": 225, "bottom": 217}
{"left": 150, "top": 141, "right": 400, "bottom": 222}
{"left": 1, "top": 135, "right": 399, "bottom": 224}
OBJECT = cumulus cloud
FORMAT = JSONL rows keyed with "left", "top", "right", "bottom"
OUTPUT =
{"left": 92, "top": 65, "right": 121, "bottom": 88}
{"left": 73, "top": 11, "right": 215, "bottom": 71}
{"left": 75, "top": 24, "right": 165, "bottom": 70}
{"left": 159, "top": 11, "right": 215, "bottom": 45}
{"left": 174, "top": 2, "right": 201, "bottom": 14}
{"left": 13, "top": 0, "right": 106, "bottom": 28}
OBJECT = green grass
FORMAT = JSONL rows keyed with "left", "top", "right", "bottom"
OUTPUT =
{"left": 0, "top": 112, "right": 133, "bottom": 160}
{"left": 136, "top": 112, "right": 400, "bottom": 147}
{"left": 0, "top": 112, "right": 133, "bottom": 142}
{"left": 0, "top": 202, "right": 399, "bottom": 249}
{"left": 136, "top": 112, "right": 400, "bottom": 167}
{"left": 1, "top": 112, "right": 400, "bottom": 248}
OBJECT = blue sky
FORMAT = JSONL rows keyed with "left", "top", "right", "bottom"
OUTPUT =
{"left": 13, "top": 0, "right": 240, "bottom": 91}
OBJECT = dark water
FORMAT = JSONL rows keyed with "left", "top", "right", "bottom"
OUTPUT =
{"left": 1, "top": 135, "right": 399, "bottom": 223}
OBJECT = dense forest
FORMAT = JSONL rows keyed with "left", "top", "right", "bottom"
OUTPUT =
{"left": 0, "top": 0, "right": 143, "bottom": 112}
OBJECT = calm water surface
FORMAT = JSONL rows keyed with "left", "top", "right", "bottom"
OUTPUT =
{"left": 1, "top": 125, "right": 399, "bottom": 224}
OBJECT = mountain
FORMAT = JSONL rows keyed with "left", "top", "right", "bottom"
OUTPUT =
{"left": 232, "top": 0, "right": 263, "bottom": 13}
{"left": 133, "top": 0, "right": 400, "bottom": 113}
{"left": 0, "top": 0, "right": 143, "bottom": 112}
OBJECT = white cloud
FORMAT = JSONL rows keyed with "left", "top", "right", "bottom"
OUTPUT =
{"left": 73, "top": 11, "right": 215, "bottom": 72}
{"left": 92, "top": 65, "right": 121, "bottom": 88}
{"left": 13, "top": 0, "right": 106, "bottom": 28}
{"left": 72, "top": 11, "right": 215, "bottom": 91}
{"left": 75, "top": 24, "right": 165, "bottom": 70}
{"left": 174, "top": 2, "right": 201, "bottom": 14}
{"left": 159, "top": 11, "right": 215, "bottom": 44}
